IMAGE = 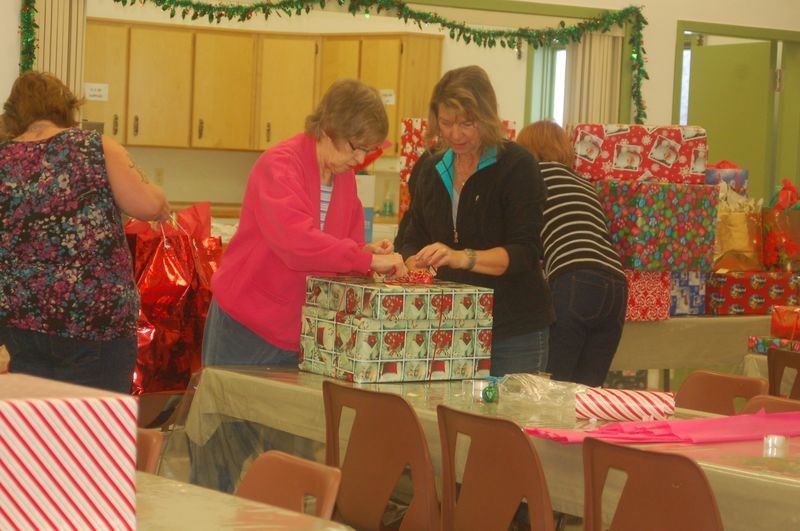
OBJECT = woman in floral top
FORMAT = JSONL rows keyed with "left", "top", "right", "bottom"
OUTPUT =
{"left": 0, "top": 71, "right": 170, "bottom": 392}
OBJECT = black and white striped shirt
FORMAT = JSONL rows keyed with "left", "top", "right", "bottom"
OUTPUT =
{"left": 539, "top": 161, "right": 625, "bottom": 280}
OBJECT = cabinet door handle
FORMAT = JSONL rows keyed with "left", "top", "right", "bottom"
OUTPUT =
{"left": 133, "top": 116, "right": 139, "bottom": 137}
{"left": 112, "top": 114, "right": 119, "bottom": 135}
{"left": 266, "top": 122, "right": 271, "bottom": 143}
{"left": 198, "top": 119, "right": 204, "bottom": 139}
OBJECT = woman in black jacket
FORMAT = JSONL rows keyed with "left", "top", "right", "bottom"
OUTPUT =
{"left": 399, "top": 65, "right": 554, "bottom": 376}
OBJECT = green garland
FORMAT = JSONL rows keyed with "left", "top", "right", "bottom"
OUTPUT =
{"left": 19, "top": 0, "right": 649, "bottom": 122}
{"left": 19, "top": 0, "right": 38, "bottom": 73}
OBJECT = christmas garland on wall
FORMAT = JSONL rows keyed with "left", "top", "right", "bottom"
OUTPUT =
{"left": 19, "top": 0, "right": 649, "bottom": 123}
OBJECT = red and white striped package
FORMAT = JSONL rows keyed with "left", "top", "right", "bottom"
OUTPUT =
{"left": 0, "top": 374, "right": 137, "bottom": 530}
{"left": 575, "top": 387, "right": 675, "bottom": 422}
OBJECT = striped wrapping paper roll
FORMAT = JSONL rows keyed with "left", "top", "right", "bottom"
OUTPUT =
{"left": 575, "top": 387, "right": 675, "bottom": 422}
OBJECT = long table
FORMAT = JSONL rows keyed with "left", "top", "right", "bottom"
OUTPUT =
{"left": 611, "top": 315, "right": 770, "bottom": 370}
{"left": 166, "top": 367, "right": 800, "bottom": 531}
{"left": 137, "top": 471, "right": 350, "bottom": 530}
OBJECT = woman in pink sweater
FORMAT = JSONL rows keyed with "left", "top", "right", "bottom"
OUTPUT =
{"left": 203, "top": 79, "right": 406, "bottom": 367}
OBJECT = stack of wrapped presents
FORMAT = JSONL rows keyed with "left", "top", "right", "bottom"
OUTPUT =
{"left": 748, "top": 305, "right": 800, "bottom": 354}
{"left": 299, "top": 275, "right": 494, "bottom": 383}
{"left": 571, "top": 123, "right": 717, "bottom": 321}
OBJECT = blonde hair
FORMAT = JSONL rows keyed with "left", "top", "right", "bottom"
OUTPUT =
{"left": 516, "top": 120, "right": 576, "bottom": 167}
{"left": 305, "top": 78, "right": 388, "bottom": 148}
{"left": 1, "top": 71, "right": 81, "bottom": 138}
{"left": 425, "top": 65, "right": 506, "bottom": 154}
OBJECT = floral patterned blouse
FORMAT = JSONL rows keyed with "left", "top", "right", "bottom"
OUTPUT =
{"left": 0, "top": 128, "right": 138, "bottom": 341}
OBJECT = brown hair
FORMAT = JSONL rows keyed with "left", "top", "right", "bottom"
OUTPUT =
{"left": 516, "top": 120, "right": 576, "bottom": 167}
{"left": 425, "top": 65, "right": 506, "bottom": 154}
{"left": 305, "top": 78, "right": 388, "bottom": 148}
{"left": 1, "top": 71, "right": 81, "bottom": 138}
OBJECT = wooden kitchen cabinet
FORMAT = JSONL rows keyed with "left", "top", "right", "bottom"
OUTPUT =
{"left": 127, "top": 26, "right": 193, "bottom": 147}
{"left": 256, "top": 35, "right": 320, "bottom": 149}
{"left": 193, "top": 31, "right": 256, "bottom": 150}
{"left": 318, "top": 34, "right": 442, "bottom": 155}
{"left": 83, "top": 21, "right": 128, "bottom": 142}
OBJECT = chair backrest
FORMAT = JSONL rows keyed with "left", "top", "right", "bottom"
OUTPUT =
{"left": 137, "top": 390, "right": 184, "bottom": 429}
{"left": 767, "top": 347, "right": 800, "bottom": 399}
{"left": 583, "top": 437, "right": 724, "bottom": 531}
{"left": 740, "top": 394, "right": 800, "bottom": 414}
{"left": 136, "top": 428, "right": 164, "bottom": 474}
{"left": 235, "top": 450, "right": 342, "bottom": 519}
{"left": 321, "top": 380, "right": 440, "bottom": 531}
{"left": 436, "top": 404, "right": 554, "bottom": 531}
{"left": 674, "top": 370, "right": 768, "bottom": 415}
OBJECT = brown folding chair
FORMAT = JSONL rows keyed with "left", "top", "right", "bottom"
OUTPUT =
{"left": 766, "top": 347, "right": 800, "bottom": 399}
{"left": 583, "top": 437, "right": 724, "bottom": 531}
{"left": 322, "top": 380, "right": 440, "bottom": 531}
{"left": 137, "top": 390, "right": 184, "bottom": 429}
{"left": 740, "top": 394, "right": 800, "bottom": 414}
{"left": 436, "top": 405, "right": 554, "bottom": 531}
{"left": 235, "top": 450, "right": 341, "bottom": 519}
{"left": 674, "top": 370, "right": 768, "bottom": 415}
{"left": 136, "top": 428, "right": 164, "bottom": 474}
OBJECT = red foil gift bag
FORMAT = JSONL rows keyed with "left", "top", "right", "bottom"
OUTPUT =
{"left": 770, "top": 305, "right": 800, "bottom": 339}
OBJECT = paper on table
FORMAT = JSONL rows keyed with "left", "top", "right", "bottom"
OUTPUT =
{"left": 526, "top": 410, "right": 800, "bottom": 444}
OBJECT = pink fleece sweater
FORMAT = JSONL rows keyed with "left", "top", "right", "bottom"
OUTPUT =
{"left": 211, "top": 133, "right": 373, "bottom": 351}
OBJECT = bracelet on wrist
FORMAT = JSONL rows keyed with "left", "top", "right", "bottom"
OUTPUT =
{"left": 463, "top": 248, "right": 477, "bottom": 271}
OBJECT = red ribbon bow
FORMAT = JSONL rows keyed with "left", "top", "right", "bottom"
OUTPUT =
{"left": 775, "top": 179, "right": 799, "bottom": 211}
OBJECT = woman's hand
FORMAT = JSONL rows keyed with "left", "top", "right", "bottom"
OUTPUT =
{"left": 414, "top": 242, "right": 469, "bottom": 271}
{"left": 363, "top": 239, "right": 394, "bottom": 255}
{"left": 370, "top": 252, "right": 408, "bottom": 278}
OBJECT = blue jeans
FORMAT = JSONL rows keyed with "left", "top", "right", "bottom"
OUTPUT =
{"left": 546, "top": 269, "right": 628, "bottom": 387}
{"left": 490, "top": 328, "right": 549, "bottom": 377}
{"left": 0, "top": 327, "right": 137, "bottom": 393}
{"left": 202, "top": 299, "right": 297, "bottom": 367}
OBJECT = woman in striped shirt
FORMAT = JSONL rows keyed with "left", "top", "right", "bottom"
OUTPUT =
{"left": 517, "top": 120, "right": 627, "bottom": 386}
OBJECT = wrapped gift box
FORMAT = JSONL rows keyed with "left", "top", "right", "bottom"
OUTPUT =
{"left": 748, "top": 334, "right": 800, "bottom": 354}
{"left": 669, "top": 271, "right": 707, "bottom": 316}
{"left": 399, "top": 118, "right": 429, "bottom": 218}
{"left": 596, "top": 179, "right": 717, "bottom": 270}
{"left": 770, "top": 305, "right": 800, "bottom": 339}
{"left": 705, "top": 271, "right": 800, "bottom": 315}
{"left": 305, "top": 275, "right": 494, "bottom": 323}
{"left": 0, "top": 375, "right": 137, "bottom": 530}
{"left": 625, "top": 270, "right": 671, "bottom": 321}
{"left": 299, "top": 305, "right": 492, "bottom": 383}
{"left": 706, "top": 168, "right": 749, "bottom": 195}
{"left": 572, "top": 123, "right": 708, "bottom": 183}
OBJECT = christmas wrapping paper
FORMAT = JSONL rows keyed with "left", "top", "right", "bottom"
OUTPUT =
{"left": 575, "top": 387, "right": 675, "bottom": 422}
{"left": 706, "top": 168, "right": 749, "bottom": 195}
{"left": 669, "top": 271, "right": 707, "bottom": 316}
{"left": 748, "top": 335, "right": 800, "bottom": 355}
{"left": 305, "top": 275, "right": 494, "bottom": 323}
{"left": 596, "top": 179, "right": 717, "bottom": 270}
{"left": 399, "top": 118, "right": 429, "bottom": 219}
{"left": 572, "top": 123, "right": 708, "bottom": 183}
{"left": 625, "top": 270, "right": 671, "bottom": 321}
{"left": 705, "top": 271, "right": 800, "bottom": 315}
{"left": 298, "top": 306, "right": 492, "bottom": 383}
{"left": 770, "top": 305, "right": 800, "bottom": 339}
{"left": 0, "top": 375, "right": 137, "bottom": 530}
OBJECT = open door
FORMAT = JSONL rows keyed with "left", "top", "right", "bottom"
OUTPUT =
{"left": 687, "top": 39, "right": 773, "bottom": 201}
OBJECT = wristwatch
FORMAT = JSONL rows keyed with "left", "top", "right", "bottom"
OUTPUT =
{"left": 463, "top": 248, "right": 477, "bottom": 271}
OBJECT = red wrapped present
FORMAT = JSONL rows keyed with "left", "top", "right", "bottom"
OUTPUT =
{"left": 706, "top": 271, "right": 800, "bottom": 315}
{"left": 572, "top": 123, "right": 708, "bottom": 184}
{"left": 596, "top": 179, "right": 717, "bottom": 270}
{"left": 625, "top": 270, "right": 670, "bottom": 321}
{"left": 770, "top": 305, "right": 800, "bottom": 339}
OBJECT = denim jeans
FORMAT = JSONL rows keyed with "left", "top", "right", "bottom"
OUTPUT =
{"left": 201, "top": 299, "right": 298, "bottom": 367}
{"left": 0, "top": 327, "right": 137, "bottom": 393}
{"left": 546, "top": 268, "right": 628, "bottom": 387}
{"left": 490, "top": 328, "right": 549, "bottom": 377}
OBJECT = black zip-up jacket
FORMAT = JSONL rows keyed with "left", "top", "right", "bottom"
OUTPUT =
{"left": 399, "top": 141, "right": 554, "bottom": 340}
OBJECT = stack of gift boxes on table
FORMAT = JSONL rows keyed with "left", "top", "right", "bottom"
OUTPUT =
{"left": 748, "top": 305, "right": 800, "bottom": 355}
{"left": 299, "top": 275, "right": 494, "bottom": 383}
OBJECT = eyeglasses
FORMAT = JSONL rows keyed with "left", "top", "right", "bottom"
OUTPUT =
{"left": 347, "top": 139, "right": 379, "bottom": 157}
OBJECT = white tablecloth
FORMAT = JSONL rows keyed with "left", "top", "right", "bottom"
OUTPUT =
{"left": 170, "top": 367, "right": 800, "bottom": 531}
